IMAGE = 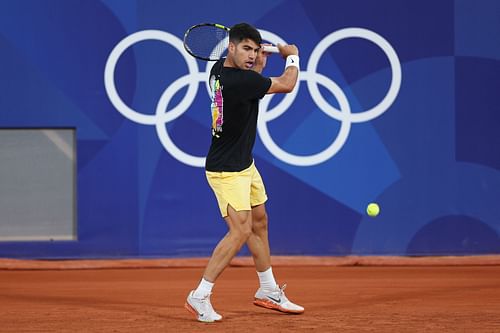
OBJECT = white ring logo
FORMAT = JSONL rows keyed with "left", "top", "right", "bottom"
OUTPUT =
{"left": 104, "top": 28, "right": 401, "bottom": 167}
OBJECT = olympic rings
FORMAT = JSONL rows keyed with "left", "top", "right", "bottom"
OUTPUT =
{"left": 104, "top": 28, "right": 401, "bottom": 167}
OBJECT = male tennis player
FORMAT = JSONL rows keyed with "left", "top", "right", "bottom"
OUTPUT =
{"left": 185, "top": 23, "right": 303, "bottom": 322}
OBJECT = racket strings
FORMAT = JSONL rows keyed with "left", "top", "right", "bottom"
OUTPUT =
{"left": 185, "top": 26, "right": 229, "bottom": 60}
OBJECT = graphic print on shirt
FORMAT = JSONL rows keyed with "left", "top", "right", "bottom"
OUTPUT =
{"left": 210, "top": 74, "right": 223, "bottom": 138}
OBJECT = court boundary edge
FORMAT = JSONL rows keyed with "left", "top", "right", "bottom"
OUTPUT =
{"left": 1, "top": 255, "right": 500, "bottom": 270}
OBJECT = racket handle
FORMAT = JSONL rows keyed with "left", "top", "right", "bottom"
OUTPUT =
{"left": 262, "top": 45, "right": 279, "bottom": 53}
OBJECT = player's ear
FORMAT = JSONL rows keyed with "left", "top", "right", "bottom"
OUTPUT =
{"left": 228, "top": 41, "right": 236, "bottom": 53}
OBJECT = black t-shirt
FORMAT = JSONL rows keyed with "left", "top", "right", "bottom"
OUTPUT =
{"left": 205, "top": 60, "right": 272, "bottom": 172}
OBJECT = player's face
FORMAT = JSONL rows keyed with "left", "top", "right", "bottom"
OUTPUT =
{"left": 229, "top": 38, "right": 260, "bottom": 70}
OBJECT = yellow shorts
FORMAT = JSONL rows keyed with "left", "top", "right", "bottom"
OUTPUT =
{"left": 206, "top": 162, "right": 268, "bottom": 217}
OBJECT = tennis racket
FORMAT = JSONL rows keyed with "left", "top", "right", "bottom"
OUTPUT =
{"left": 183, "top": 23, "right": 279, "bottom": 61}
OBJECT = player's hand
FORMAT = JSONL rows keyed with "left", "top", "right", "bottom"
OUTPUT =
{"left": 260, "top": 43, "right": 274, "bottom": 57}
{"left": 254, "top": 43, "right": 272, "bottom": 72}
{"left": 277, "top": 43, "right": 299, "bottom": 58}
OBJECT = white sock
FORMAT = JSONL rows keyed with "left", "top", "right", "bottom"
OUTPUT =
{"left": 257, "top": 267, "right": 277, "bottom": 290}
{"left": 193, "top": 278, "right": 214, "bottom": 298}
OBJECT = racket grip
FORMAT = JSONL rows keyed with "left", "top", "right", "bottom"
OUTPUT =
{"left": 262, "top": 45, "right": 279, "bottom": 53}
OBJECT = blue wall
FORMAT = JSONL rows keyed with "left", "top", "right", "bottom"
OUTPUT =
{"left": 1, "top": 0, "right": 499, "bottom": 258}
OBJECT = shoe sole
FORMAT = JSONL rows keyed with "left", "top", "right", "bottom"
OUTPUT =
{"left": 253, "top": 298, "right": 304, "bottom": 314}
{"left": 184, "top": 302, "right": 221, "bottom": 323}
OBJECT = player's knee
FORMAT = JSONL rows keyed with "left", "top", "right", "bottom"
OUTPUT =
{"left": 233, "top": 222, "right": 252, "bottom": 244}
{"left": 229, "top": 213, "right": 253, "bottom": 242}
{"left": 241, "top": 224, "right": 253, "bottom": 240}
{"left": 252, "top": 212, "right": 268, "bottom": 233}
{"left": 242, "top": 217, "right": 254, "bottom": 238}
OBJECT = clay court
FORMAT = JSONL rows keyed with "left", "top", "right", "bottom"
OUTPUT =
{"left": 1, "top": 257, "right": 500, "bottom": 332}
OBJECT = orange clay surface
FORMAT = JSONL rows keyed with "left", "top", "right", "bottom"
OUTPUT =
{"left": 1, "top": 264, "right": 500, "bottom": 332}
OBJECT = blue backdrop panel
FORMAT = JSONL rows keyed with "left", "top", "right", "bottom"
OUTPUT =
{"left": 0, "top": 0, "right": 499, "bottom": 258}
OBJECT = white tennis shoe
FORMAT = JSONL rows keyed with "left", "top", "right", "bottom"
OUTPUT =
{"left": 185, "top": 290, "right": 222, "bottom": 323}
{"left": 253, "top": 284, "right": 304, "bottom": 314}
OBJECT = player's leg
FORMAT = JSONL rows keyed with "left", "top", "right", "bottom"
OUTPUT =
{"left": 186, "top": 168, "right": 253, "bottom": 322}
{"left": 247, "top": 203, "right": 271, "bottom": 272}
{"left": 203, "top": 206, "right": 252, "bottom": 282}
{"left": 246, "top": 165, "right": 273, "bottom": 276}
{"left": 186, "top": 206, "right": 252, "bottom": 322}
{"left": 246, "top": 166, "right": 273, "bottom": 277}
{"left": 247, "top": 165, "right": 305, "bottom": 314}
{"left": 247, "top": 204, "right": 304, "bottom": 314}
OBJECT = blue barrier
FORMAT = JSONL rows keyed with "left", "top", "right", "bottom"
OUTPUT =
{"left": 0, "top": 0, "right": 499, "bottom": 258}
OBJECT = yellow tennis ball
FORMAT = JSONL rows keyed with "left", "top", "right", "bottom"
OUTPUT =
{"left": 366, "top": 203, "right": 380, "bottom": 217}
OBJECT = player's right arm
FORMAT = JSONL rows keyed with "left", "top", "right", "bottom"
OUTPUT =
{"left": 267, "top": 43, "right": 299, "bottom": 94}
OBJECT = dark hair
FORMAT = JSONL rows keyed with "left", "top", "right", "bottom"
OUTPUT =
{"left": 229, "top": 23, "right": 262, "bottom": 45}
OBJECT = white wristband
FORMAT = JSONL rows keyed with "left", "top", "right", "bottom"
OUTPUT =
{"left": 285, "top": 55, "right": 300, "bottom": 70}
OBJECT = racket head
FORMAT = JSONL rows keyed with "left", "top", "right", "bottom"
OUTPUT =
{"left": 183, "top": 23, "right": 230, "bottom": 61}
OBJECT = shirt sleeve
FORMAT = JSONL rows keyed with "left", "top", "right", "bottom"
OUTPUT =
{"left": 238, "top": 70, "right": 272, "bottom": 100}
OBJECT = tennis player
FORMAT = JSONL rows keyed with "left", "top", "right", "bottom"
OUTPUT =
{"left": 185, "top": 22, "right": 304, "bottom": 322}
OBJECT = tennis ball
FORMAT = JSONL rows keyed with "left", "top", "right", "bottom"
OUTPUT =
{"left": 366, "top": 203, "right": 380, "bottom": 217}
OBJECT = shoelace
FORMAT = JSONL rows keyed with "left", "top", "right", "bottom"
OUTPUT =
{"left": 278, "top": 284, "right": 289, "bottom": 302}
